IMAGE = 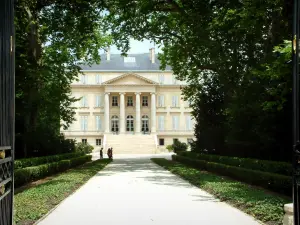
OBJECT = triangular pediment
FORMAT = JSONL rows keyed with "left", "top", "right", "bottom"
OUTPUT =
{"left": 102, "top": 73, "right": 158, "bottom": 85}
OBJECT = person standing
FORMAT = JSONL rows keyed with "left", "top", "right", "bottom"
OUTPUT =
{"left": 100, "top": 148, "right": 103, "bottom": 159}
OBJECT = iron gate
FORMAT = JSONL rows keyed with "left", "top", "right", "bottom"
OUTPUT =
{"left": 0, "top": 0, "right": 15, "bottom": 224}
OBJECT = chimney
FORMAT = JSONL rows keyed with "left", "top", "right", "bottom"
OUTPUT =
{"left": 151, "top": 48, "right": 155, "bottom": 64}
{"left": 106, "top": 47, "right": 110, "bottom": 61}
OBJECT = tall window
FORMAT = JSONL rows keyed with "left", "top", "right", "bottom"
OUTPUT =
{"left": 172, "top": 116, "right": 179, "bottom": 130}
{"left": 158, "top": 116, "right": 165, "bottom": 131}
{"left": 81, "top": 116, "right": 88, "bottom": 131}
{"left": 81, "top": 96, "right": 88, "bottom": 107}
{"left": 158, "top": 95, "right": 165, "bottom": 107}
{"left": 142, "top": 96, "right": 148, "bottom": 106}
{"left": 81, "top": 75, "right": 87, "bottom": 84}
{"left": 112, "top": 96, "right": 118, "bottom": 106}
{"left": 82, "top": 139, "right": 87, "bottom": 144}
{"left": 95, "top": 95, "right": 102, "bottom": 107}
{"left": 95, "top": 74, "right": 102, "bottom": 84}
{"left": 172, "top": 75, "right": 177, "bottom": 84}
{"left": 96, "top": 116, "right": 101, "bottom": 131}
{"left": 142, "top": 115, "right": 149, "bottom": 132}
{"left": 126, "top": 115, "right": 134, "bottom": 132}
{"left": 186, "top": 115, "right": 193, "bottom": 131}
{"left": 172, "top": 96, "right": 179, "bottom": 107}
{"left": 127, "top": 96, "right": 133, "bottom": 106}
{"left": 158, "top": 74, "right": 164, "bottom": 84}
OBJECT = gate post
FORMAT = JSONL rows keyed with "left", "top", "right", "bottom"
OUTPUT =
{"left": 293, "top": 0, "right": 300, "bottom": 224}
{"left": 0, "top": 0, "right": 15, "bottom": 224}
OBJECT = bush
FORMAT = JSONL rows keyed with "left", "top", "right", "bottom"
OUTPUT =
{"left": 15, "top": 152, "right": 85, "bottom": 169}
{"left": 75, "top": 142, "right": 94, "bottom": 154}
{"left": 14, "top": 155, "right": 92, "bottom": 187}
{"left": 166, "top": 145, "right": 174, "bottom": 152}
{"left": 172, "top": 155, "right": 292, "bottom": 196}
{"left": 177, "top": 151, "right": 292, "bottom": 176}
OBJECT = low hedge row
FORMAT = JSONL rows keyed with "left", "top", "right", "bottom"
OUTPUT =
{"left": 178, "top": 152, "right": 292, "bottom": 176}
{"left": 14, "top": 155, "right": 92, "bottom": 187}
{"left": 15, "top": 152, "right": 85, "bottom": 169}
{"left": 172, "top": 155, "right": 292, "bottom": 196}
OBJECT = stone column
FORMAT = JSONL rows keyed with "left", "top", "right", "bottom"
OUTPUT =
{"left": 104, "top": 92, "right": 110, "bottom": 133}
{"left": 119, "top": 92, "right": 125, "bottom": 133}
{"left": 135, "top": 92, "right": 141, "bottom": 133}
{"left": 151, "top": 93, "right": 156, "bottom": 133}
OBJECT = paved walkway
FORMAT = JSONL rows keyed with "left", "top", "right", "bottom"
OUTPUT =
{"left": 38, "top": 155, "right": 261, "bottom": 225}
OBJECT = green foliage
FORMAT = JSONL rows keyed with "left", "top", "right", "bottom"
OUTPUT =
{"left": 172, "top": 139, "right": 188, "bottom": 152}
{"left": 15, "top": 152, "right": 85, "bottom": 169}
{"left": 166, "top": 145, "right": 174, "bottom": 152}
{"left": 15, "top": 0, "right": 111, "bottom": 158}
{"left": 151, "top": 158, "right": 290, "bottom": 224}
{"left": 178, "top": 152, "right": 292, "bottom": 176}
{"left": 14, "top": 159, "right": 110, "bottom": 224}
{"left": 14, "top": 155, "right": 92, "bottom": 187}
{"left": 75, "top": 142, "right": 94, "bottom": 154}
{"left": 172, "top": 155, "right": 292, "bottom": 196}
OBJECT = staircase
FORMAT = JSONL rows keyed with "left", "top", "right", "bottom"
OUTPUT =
{"left": 105, "top": 134, "right": 157, "bottom": 154}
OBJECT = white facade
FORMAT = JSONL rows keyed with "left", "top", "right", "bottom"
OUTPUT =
{"left": 61, "top": 51, "right": 195, "bottom": 153}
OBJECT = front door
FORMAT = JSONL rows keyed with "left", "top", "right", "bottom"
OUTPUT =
{"left": 141, "top": 115, "right": 149, "bottom": 133}
{"left": 111, "top": 116, "right": 119, "bottom": 133}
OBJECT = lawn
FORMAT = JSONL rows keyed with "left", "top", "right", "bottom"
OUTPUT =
{"left": 14, "top": 159, "right": 110, "bottom": 225}
{"left": 151, "top": 158, "right": 290, "bottom": 225}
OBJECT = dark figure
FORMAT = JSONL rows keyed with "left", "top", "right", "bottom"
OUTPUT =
{"left": 107, "top": 147, "right": 113, "bottom": 160}
{"left": 100, "top": 148, "right": 103, "bottom": 159}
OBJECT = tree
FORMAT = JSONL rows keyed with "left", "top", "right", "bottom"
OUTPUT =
{"left": 15, "top": 0, "right": 111, "bottom": 157}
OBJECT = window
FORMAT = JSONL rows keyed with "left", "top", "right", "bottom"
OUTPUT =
{"left": 173, "top": 138, "right": 178, "bottom": 144}
{"left": 158, "top": 116, "right": 164, "bottom": 131}
{"left": 172, "top": 96, "right": 179, "bottom": 107}
{"left": 158, "top": 95, "right": 165, "bottom": 107}
{"left": 172, "top": 76, "right": 177, "bottom": 84}
{"left": 185, "top": 99, "right": 192, "bottom": 107}
{"left": 81, "top": 116, "right": 88, "bottom": 131}
{"left": 96, "top": 139, "right": 101, "bottom": 146}
{"left": 112, "top": 96, "right": 118, "bottom": 106}
{"left": 126, "top": 115, "right": 134, "bottom": 132}
{"left": 159, "top": 139, "right": 165, "bottom": 146}
{"left": 81, "top": 96, "right": 88, "bottom": 107}
{"left": 95, "top": 74, "right": 102, "bottom": 84}
{"left": 96, "top": 116, "right": 101, "bottom": 131}
{"left": 82, "top": 139, "right": 87, "bottom": 144}
{"left": 186, "top": 115, "right": 193, "bottom": 131}
{"left": 95, "top": 95, "right": 102, "bottom": 107}
{"left": 172, "top": 116, "right": 179, "bottom": 130}
{"left": 127, "top": 96, "right": 133, "bottom": 106}
{"left": 142, "top": 96, "right": 148, "bottom": 106}
{"left": 81, "top": 75, "right": 87, "bottom": 84}
{"left": 158, "top": 74, "right": 164, "bottom": 84}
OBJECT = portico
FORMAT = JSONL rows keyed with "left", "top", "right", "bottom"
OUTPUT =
{"left": 102, "top": 73, "right": 158, "bottom": 134}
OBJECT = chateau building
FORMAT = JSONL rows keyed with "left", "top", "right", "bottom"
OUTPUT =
{"left": 61, "top": 48, "right": 195, "bottom": 154}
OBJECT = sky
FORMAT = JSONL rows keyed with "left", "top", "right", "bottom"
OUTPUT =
{"left": 109, "top": 39, "right": 162, "bottom": 54}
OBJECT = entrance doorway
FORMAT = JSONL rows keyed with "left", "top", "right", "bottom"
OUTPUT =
{"left": 111, "top": 115, "right": 119, "bottom": 133}
{"left": 141, "top": 115, "right": 149, "bottom": 133}
{"left": 126, "top": 115, "right": 134, "bottom": 132}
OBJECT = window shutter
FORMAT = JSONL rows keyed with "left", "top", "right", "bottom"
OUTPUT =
{"left": 175, "top": 96, "right": 179, "bottom": 107}
{"left": 186, "top": 116, "right": 191, "bottom": 130}
{"left": 172, "top": 116, "right": 175, "bottom": 130}
{"left": 172, "top": 96, "right": 175, "bottom": 107}
{"left": 176, "top": 116, "right": 179, "bottom": 130}
{"left": 159, "top": 95, "right": 164, "bottom": 107}
{"left": 95, "top": 95, "right": 101, "bottom": 107}
{"left": 84, "top": 96, "right": 88, "bottom": 107}
{"left": 81, "top": 97, "right": 85, "bottom": 107}
{"left": 96, "top": 116, "right": 101, "bottom": 130}
{"left": 159, "top": 116, "right": 164, "bottom": 131}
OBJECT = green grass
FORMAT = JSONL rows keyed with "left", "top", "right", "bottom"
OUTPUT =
{"left": 14, "top": 159, "right": 110, "bottom": 225}
{"left": 151, "top": 158, "right": 290, "bottom": 225}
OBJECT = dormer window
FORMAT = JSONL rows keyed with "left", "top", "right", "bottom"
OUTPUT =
{"left": 124, "top": 57, "right": 136, "bottom": 63}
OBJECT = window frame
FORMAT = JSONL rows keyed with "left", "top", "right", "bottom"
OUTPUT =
{"left": 112, "top": 96, "right": 118, "bottom": 106}
{"left": 127, "top": 96, "right": 133, "bottom": 106}
{"left": 159, "top": 138, "right": 165, "bottom": 146}
{"left": 82, "top": 139, "right": 87, "bottom": 144}
{"left": 142, "top": 96, "right": 148, "bottom": 107}
{"left": 96, "top": 139, "right": 102, "bottom": 146}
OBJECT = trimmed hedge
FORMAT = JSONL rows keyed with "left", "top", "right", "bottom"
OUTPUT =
{"left": 178, "top": 152, "right": 292, "bottom": 176}
{"left": 15, "top": 152, "right": 85, "bottom": 169}
{"left": 14, "top": 155, "right": 92, "bottom": 187}
{"left": 172, "top": 155, "right": 292, "bottom": 196}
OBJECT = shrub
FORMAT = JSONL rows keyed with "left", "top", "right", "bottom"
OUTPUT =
{"left": 15, "top": 152, "right": 85, "bottom": 169}
{"left": 14, "top": 155, "right": 92, "bottom": 187}
{"left": 166, "top": 145, "right": 174, "bottom": 152}
{"left": 177, "top": 151, "right": 292, "bottom": 176}
{"left": 75, "top": 142, "right": 94, "bottom": 154}
{"left": 172, "top": 155, "right": 292, "bottom": 196}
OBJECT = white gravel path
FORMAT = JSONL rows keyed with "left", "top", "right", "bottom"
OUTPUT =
{"left": 37, "top": 155, "right": 261, "bottom": 225}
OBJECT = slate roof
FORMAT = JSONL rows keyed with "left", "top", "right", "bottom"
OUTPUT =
{"left": 79, "top": 53, "right": 172, "bottom": 71}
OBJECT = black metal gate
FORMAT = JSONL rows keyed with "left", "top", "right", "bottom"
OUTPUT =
{"left": 0, "top": 0, "right": 15, "bottom": 224}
